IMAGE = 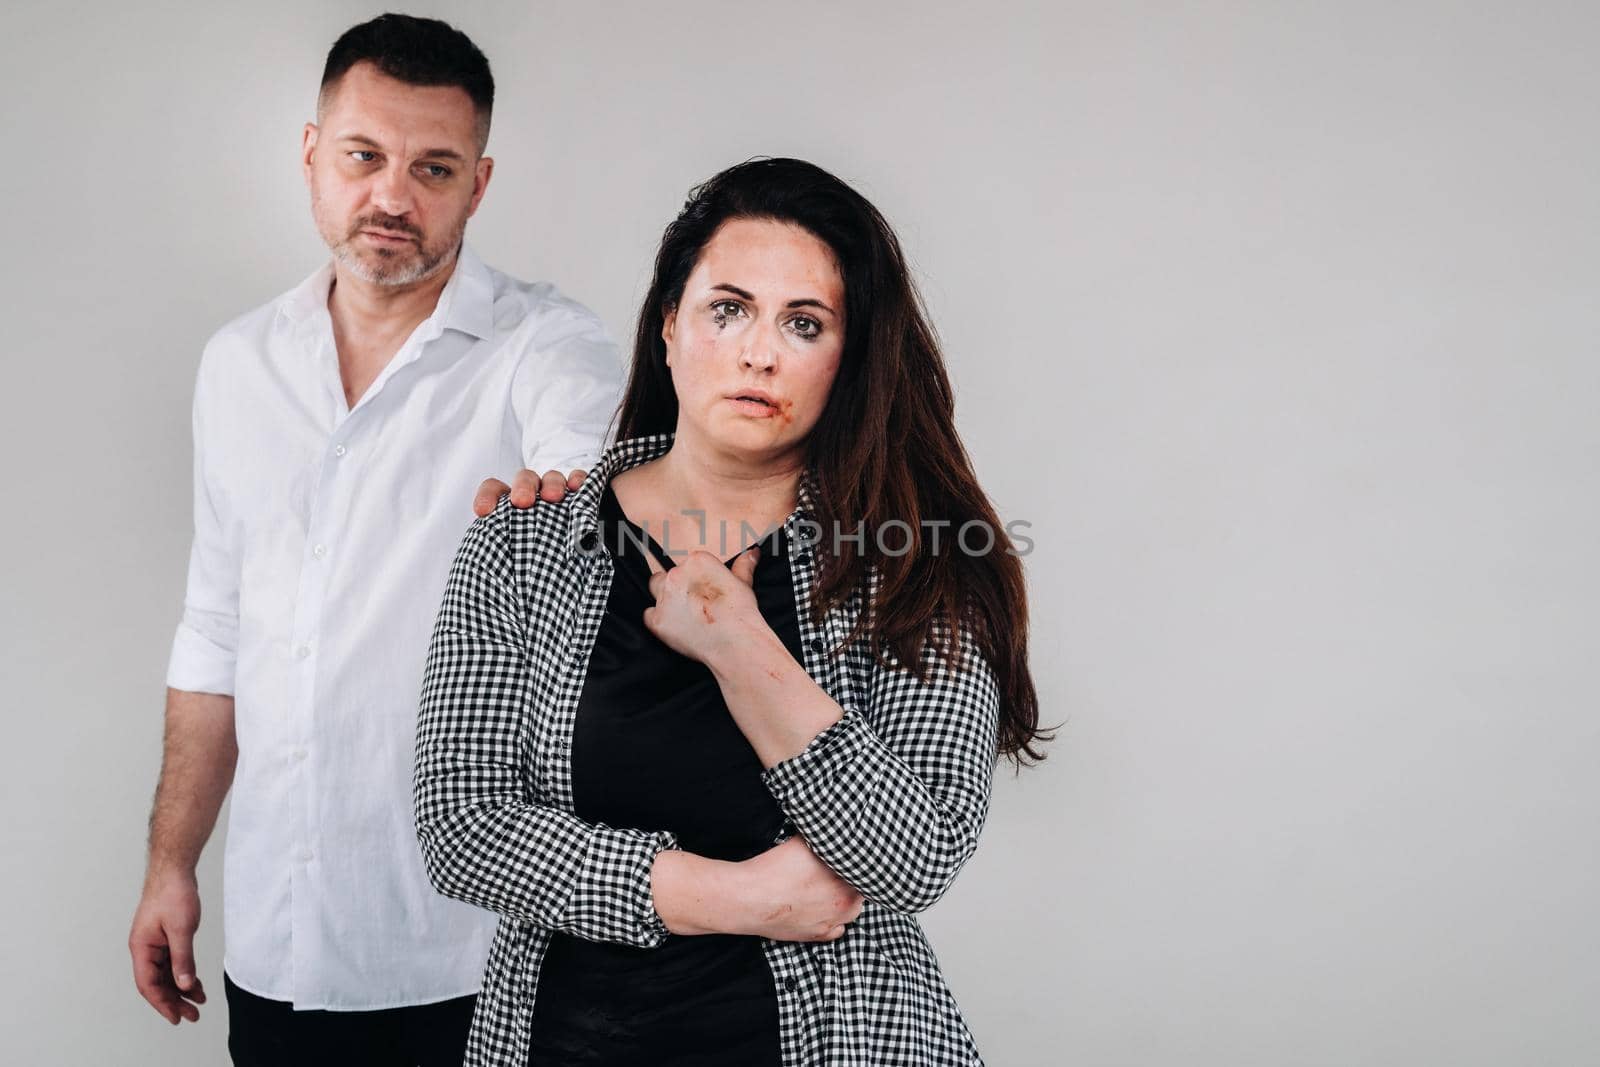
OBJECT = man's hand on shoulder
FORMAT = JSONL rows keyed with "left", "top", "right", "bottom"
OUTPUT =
{"left": 472, "top": 469, "right": 589, "bottom": 517}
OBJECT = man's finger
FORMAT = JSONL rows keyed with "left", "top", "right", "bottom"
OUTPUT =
{"left": 166, "top": 922, "right": 198, "bottom": 998}
{"left": 509, "top": 468, "right": 542, "bottom": 508}
{"left": 565, "top": 468, "right": 588, "bottom": 490}
{"left": 131, "top": 944, "right": 181, "bottom": 1024}
{"left": 472, "top": 478, "right": 510, "bottom": 517}
{"left": 537, "top": 469, "right": 569, "bottom": 502}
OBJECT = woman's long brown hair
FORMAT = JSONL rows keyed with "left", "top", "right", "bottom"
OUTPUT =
{"left": 615, "top": 158, "right": 1049, "bottom": 765}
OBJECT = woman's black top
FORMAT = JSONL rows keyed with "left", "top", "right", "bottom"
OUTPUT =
{"left": 524, "top": 482, "right": 801, "bottom": 1066}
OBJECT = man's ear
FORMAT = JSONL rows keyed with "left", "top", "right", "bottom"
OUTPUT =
{"left": 467, "top": 156, "right": 494, "bottom": 217}
{"left": 301, "top": 123, "right": 319, "bottom": 187}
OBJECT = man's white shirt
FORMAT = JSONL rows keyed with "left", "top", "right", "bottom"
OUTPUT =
{"left": 166, "top": 244, "right": 622, "bottom": 1009}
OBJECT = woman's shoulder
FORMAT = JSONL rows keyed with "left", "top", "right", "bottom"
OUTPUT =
{"left": 444, "top": 491, "right": 592, "bottom": 601}
{"left": 475, "top": 490, "right": 589, "bottom": 561}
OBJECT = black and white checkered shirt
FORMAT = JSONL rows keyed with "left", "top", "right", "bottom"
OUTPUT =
{"left": 415, "top": 431, "right": 1002, "bottom": 1065}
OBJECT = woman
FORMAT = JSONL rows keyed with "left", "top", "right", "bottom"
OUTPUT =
{"left": 414, "top": 157, "right": 1046, "bottom": 1066}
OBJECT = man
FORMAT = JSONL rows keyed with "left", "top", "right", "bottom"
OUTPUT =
{"left": 128, "top": 15, "right": 609, "bottom": 1063}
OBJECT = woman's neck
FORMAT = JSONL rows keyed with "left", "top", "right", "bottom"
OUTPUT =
{"left": 618, "top": 431, "right": 805, "bottom": 556}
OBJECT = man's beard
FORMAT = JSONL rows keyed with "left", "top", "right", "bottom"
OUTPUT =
{"left": 330, "top": 211, "right": 465, "bottom": 287}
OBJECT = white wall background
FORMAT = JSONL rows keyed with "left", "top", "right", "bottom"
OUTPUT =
{"left": 2, "top": 1, "right": 1596, "bottom": 1063}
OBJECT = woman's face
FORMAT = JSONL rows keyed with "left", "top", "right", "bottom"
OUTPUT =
{"left": 663, "top": 217, "right": 846, "bottom": 466}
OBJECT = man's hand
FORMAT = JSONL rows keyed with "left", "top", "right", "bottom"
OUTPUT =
{"left": 129, "top": 869, "right": 207, "bottom": 1024}
{"left": 472, "top": 468, "right": 588, "bottom": 517}
{"left": 652, "top": 836, "right": 864, "bottom": 942}
{"left": 131, "top": 689, "right": 234, "bottom": 1025}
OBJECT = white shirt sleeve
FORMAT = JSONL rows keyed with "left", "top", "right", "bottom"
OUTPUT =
{"left": 510, "top": 293, "right": 624, "bottom": 475}
{"left": 165, "top": 338, "right": 240, "bottom": 695}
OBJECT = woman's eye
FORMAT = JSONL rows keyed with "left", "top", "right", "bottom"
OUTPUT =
{"left": 790, "top": 316, "right": 821, "bottom": 339}
{"left": 711, "top": 300, "right": 745, "bottom": 326}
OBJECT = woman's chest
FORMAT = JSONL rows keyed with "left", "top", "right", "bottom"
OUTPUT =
{"left": 519, "top": 549, "right": 870, "bottom": 811}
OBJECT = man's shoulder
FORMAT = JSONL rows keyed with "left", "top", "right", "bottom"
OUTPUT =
{"left": 198, "top": 276, "right": 314, "bottom": 366}
{"left": 479, "top": 262, "right": 610, "bottom": 343}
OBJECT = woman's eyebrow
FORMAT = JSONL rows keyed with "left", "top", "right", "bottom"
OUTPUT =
{"left": 711, "top": 283, "right": 836, "bottom": 316}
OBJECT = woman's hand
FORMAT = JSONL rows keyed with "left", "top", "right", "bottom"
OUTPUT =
{"left": 642, "top": 541, "right": 844, "bottom": 769}
{"left": 651, "top": 837, "right": 864, "bottom": 942}
{"left": 641, "top": 545, "right": 766, "bottom": 666}
{"left": 736, "top": 836, "right": 865, "bottom": 942}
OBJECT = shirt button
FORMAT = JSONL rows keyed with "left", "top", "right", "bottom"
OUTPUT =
{"left": 291, "top": 747, "right": 307, "bottom": 761}
{"left": 295, "top": 645, "right": 311, "bottom": 660}
{"left": 299, "top": 849, "right": 314, "bottom": 863}
{"left": 809, "top": 638, "right": 824, "bottom": 654}
{"left": 783, "top": 976, "right": 798, "bottom": 993}
{"left": 334, "top": 444, "right": 347, "bottom": 457}
{"left": 312, "top": 543, "right": 327, "bottom": 559}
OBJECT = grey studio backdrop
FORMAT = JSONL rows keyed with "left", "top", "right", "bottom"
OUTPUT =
{"left": 1, "top": 1, "right": 1596, "bottom": 1064}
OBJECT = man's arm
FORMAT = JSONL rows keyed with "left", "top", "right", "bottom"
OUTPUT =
{"left": 473, "top": 288, "right": 620, "bottom": 515}
{"left": 133, "top": 336, "right": 240, "bottom": 1024}
{"left": 129, "top": 688, "right": 236, "bottom": 1025}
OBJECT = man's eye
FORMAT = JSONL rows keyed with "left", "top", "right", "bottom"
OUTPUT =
{"left": 790, "top": 316, "right": 821, "bottom": 339}
{"left": 350, "top": 150, "right": 378, "bottom": 163}
{"left": 419, "top": 164, "right": 451, "bottom": 179}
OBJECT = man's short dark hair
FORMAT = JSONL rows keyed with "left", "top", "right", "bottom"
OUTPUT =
{"left": 319, "top": 13, "right": 495, "bottom": 152}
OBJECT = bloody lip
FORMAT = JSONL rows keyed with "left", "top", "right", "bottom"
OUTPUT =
{"left": 727, "top": 396, "right": 779, "bottom": 417}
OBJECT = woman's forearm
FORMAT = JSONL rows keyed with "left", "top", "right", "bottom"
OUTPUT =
{"left": 652, "top": 838, "right": 862, "bottom": 942}
{"left": 650, "top": 850, "right": 742, "bottom": 935}
{"left": 705, "top": 623, "right": 843, "bottom": 768}
{"left": 707, "top": 618, "right": 1002, "bottom": 914}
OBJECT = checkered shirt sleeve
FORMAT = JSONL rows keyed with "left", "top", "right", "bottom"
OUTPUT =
{"left": 762, "top": 612, "right": 1003, "bottom": 914}
{"left": 413, "top": 505, "right": 677, "bottom": 947}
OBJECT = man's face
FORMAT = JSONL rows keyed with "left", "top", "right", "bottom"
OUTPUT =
{"left": 302, "top": 61, "right": 493, "bottom": 287}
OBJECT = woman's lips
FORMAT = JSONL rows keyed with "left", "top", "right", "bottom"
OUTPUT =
{"left": 727, "top": 396, "right": 779, "bottom": 417}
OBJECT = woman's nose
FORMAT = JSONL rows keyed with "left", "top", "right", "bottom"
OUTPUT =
{"left": 740, "top": 325, "right": 780, "bottom": 371}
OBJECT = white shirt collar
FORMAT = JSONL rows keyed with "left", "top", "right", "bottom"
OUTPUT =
{"left": 278, "top": 241, "right": 495, "bottom": 342}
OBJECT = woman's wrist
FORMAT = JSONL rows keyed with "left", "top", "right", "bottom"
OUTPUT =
{"left": 650, "top": 849, "right": 747, "bottom": 936}
{"left": 705, "top": 616, "right": 792, "bottom": 689}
